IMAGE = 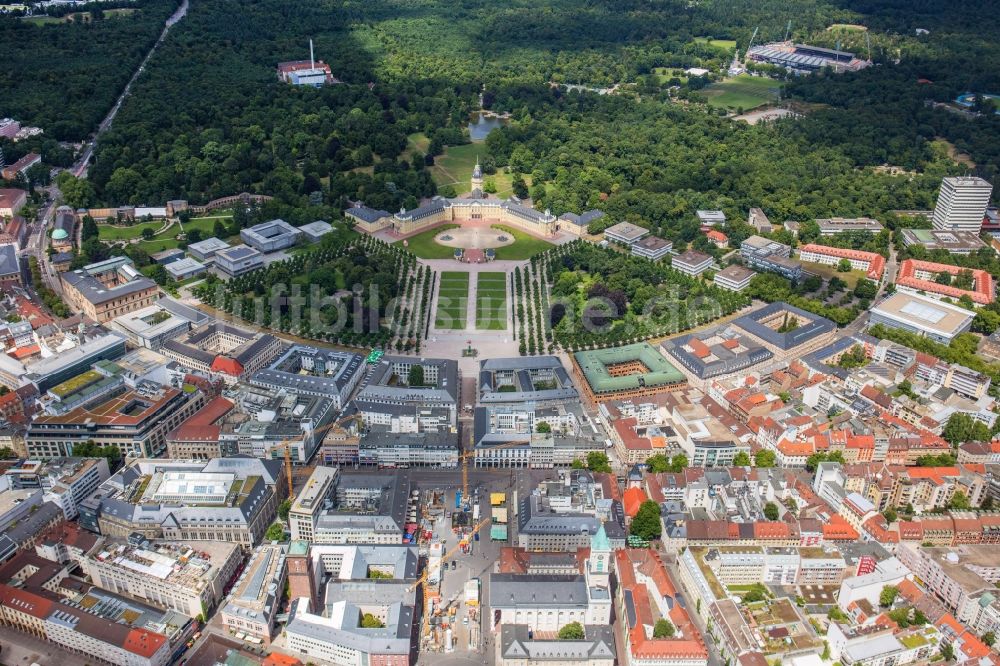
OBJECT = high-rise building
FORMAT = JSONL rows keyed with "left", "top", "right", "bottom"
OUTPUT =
{"left": 932, "top": 176, "right": 993, "bottom": 233}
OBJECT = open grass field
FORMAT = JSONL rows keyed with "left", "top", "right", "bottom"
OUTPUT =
{"left": 98, "top": 214, "right": 233, "bottom": 252}
{"left": 490, "top": 226, "right": 554, "bottom": 260}
{"left": 652, "top": 67, "right": 687, "bottom": 85}
{"left": 827, "top": 23, "right": 867, "bottom": 32}
{"left": 23, "top": 8, "right": 137, "bottom": 24}
{"left": 429, "top": 143, "right": 523, "bottom": 197}
{"left": 69, "top": 8, "right": 138, "bottom": 21}
{"left": 701, "top": 75, "right": 781, "bottom": 111}
{"left": 435, "top": 271, "right": 470, "bottom": 330}
{"left": 98, "top": 220, "right": 167, "bottom": 241}
{"left": 405, "top": 132, "right": 430, "bottom": 163}
{"left": 797, "top": 258, "right": 867, "bottom": 289}
{"left": 693, "top": 37, "right": 737, "bottom": 50}
{"left": 21, "top": 15, "right": 63, "bottom": 24}
{"left": 475, "top": 272, "right": 508, "bottom": 330}
{"left": 402, "top": 224, "right": 460, "bottom": 259}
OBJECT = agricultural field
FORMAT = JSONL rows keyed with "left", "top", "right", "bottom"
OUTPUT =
{"left": 700, "top": 75, "right": 781, "bottom": 111}
{"left": 475, "top": 272, "right": 508, "bottom": 330}
{"left": 435, "top": 271, "right": 470, "bottom": 330}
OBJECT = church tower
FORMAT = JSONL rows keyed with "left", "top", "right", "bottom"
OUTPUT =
{"left": 471, "top": 157, "right": 483, "bottom": 196}
{"left": 587, "top": 522, "right": 612, "bottom": 589}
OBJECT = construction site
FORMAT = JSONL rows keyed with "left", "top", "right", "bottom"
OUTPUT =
{"left": 393, "top": 435, "right": 516, "bottom": 656}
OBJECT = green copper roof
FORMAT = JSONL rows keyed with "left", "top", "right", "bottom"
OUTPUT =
{"left": 574, "top": 342, "right": 685, "bottom": 394}
{"left": 591, "top": 522, "right": 611, "bottom": 552}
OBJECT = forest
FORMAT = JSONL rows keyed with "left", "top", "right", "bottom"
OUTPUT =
{"left": 0, "top": 0, "right": 179, "bottom": 141}
{"left": 3, "top": 0, "right": 996, "bottom": 233}
{"left": 481, "top": 92, "right": 952, "bottom": 236}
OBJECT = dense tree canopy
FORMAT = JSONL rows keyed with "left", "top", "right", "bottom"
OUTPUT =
{"left": 0, "top": 0, "right": 180, "bottom": 141}
{"left": 27, "top": 0, "right": 986, "bottom": 219}
{"left": 630, "top": 500, "right": 663, "bottom": 541}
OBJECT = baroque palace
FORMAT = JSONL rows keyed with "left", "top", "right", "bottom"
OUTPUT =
{"left": 345, "top": 161, "right": 581, "bottom": 238}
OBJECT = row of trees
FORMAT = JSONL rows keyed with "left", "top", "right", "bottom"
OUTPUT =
{"left": 540, "top": 241, "right": 750, "bottom": 349}
{"left": 389, "top": 263, "right": 432, "bottom": 355}
{"left": 512, "top": 259, "right": 554, "bottom": 356}
{"left": 195, "top": 235, "right": 415, "bottom": 348}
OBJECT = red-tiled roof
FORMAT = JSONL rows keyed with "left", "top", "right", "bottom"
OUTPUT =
{"left": 862, "top": 515, "right": 899, "bottom": 543}
{"left": 168, "top": 396, "right": 235, "bottom": 442}
{"left": 777, "top": 440, "right": 814, "bottom": 456}
{"left": 613, "top": 417, "right": 653, "bottom": 451}
{"left": 14, "top": 295, "right": 54, "bottom": 329}
{"left": 823, "top": 515, "right": 859, "bottom": 540}
{"left": 0, "top": 584, "right": 55, "bottom": 619}
{"left": 9, "top": 344, "right": 40, "bottom": 359}
{"left": 896, "top": 579, "right": 924, "bottom": 603}
{"left": 847, "top": 433, "right": 875, "bottom": 449}
{"left": 754, "top": 522, "right": 791, "bottom": 539}
{"left": 623, "top": 486, "right": 648, "bottom": 517}
{"left": 37, "top": 522, "right": 99, "bottom": 551}
{"left": 897, "top": 259, "right": 994, "bottom": 305}
{"left": 688, "top": 338, "right": 711, "bottom": 359}
{"left": 799, "top": 243, "right": 886, "bottom": 280}
{"left": 124, "top": 628, "right": 167, "bottom": 658}
{"left": 210, "top": 356, "right": 244, "bottom": 376}
{"left": 265, "top": 655, "right": 304, "bottom": 666}
{"left": 616, "top": 549, "right": 708, "bottom": 661}
{"left": 898, "top": 521, "right": 923, "bottom": 540}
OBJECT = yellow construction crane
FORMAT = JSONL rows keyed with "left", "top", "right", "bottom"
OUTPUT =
{"left": 273, "top": 411, "right": 364, "bottom": 500}
{"left": 408, "top": 517, "right": 490, "bottom": 640}
{"left": 406, "top": 517, "right": 490, "bottom": 592}
{"left": 457, "top": 438, "right": 523, "bottom": 506}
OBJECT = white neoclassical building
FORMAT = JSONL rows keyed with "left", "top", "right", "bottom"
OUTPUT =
{"left": 488, "top": 525, "right": 613, "bottom": 632}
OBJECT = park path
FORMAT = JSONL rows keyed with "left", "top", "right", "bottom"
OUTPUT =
{"left": 466, "top": 272, "right": 477, "bottom": 331}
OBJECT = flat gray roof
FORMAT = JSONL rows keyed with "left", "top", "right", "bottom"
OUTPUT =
{"left": 489, "top": 573, "right": 591, "bottom": 608}
{"left": 187, "top": 237, "right": 230, "bottom": 253}
{"left": 604, "top": 222, "right": 649, "bottom": 241}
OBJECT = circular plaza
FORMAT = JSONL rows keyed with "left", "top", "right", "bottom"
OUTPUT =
{"left": 432, "top": 225, "right": 515, "bottom": 251}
